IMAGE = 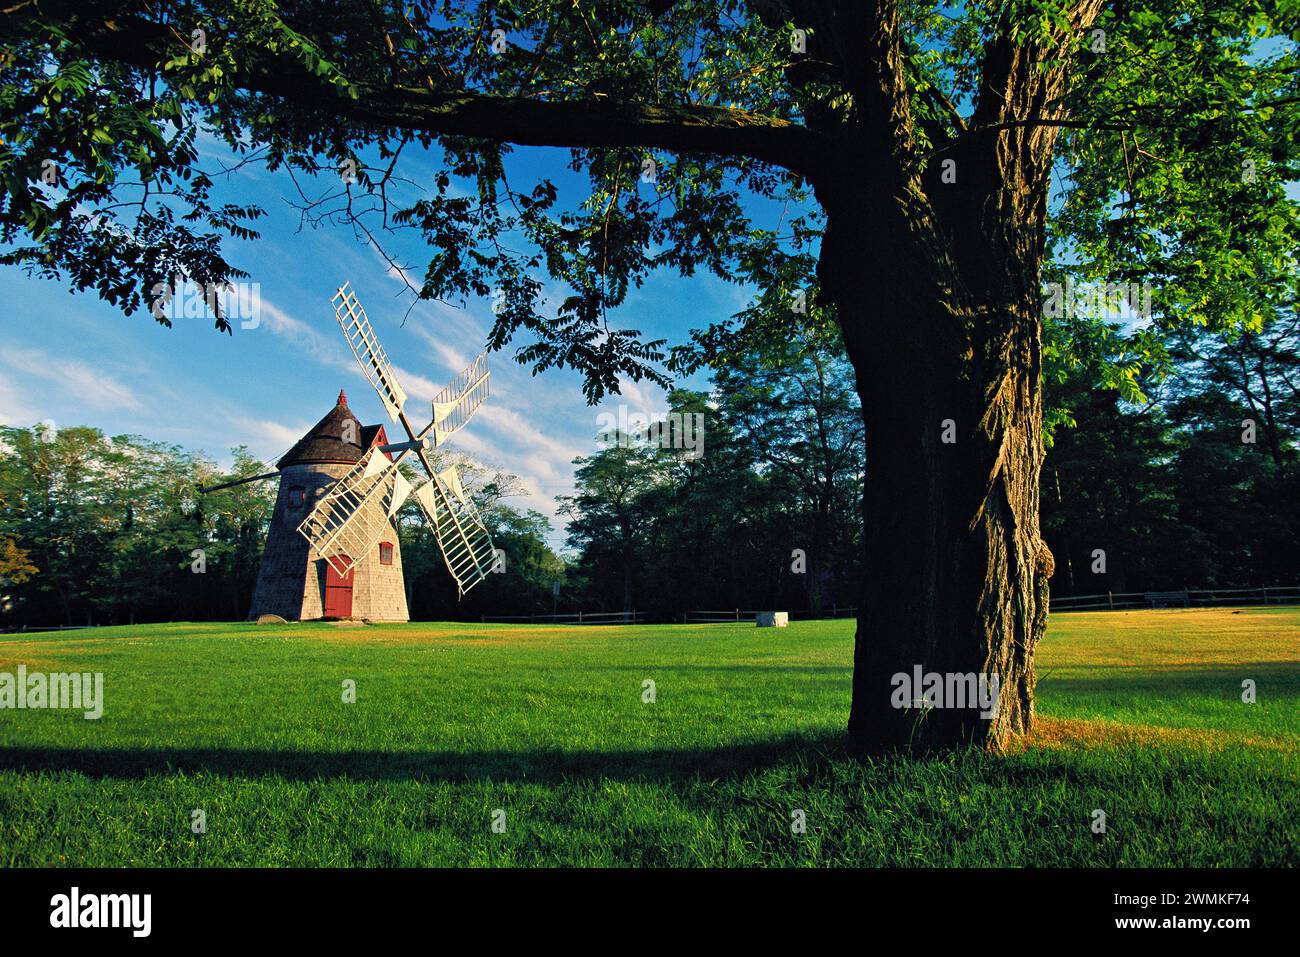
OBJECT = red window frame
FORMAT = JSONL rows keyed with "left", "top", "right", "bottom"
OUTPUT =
{"left": 286, "top": 486, "right": 305, "bottom": 509}
{"left": 378, "top": 542, "right": 394, "bottom": 565}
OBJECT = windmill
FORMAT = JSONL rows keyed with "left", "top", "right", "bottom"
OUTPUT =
{"left": 305, "top": 282, "right": 498, "bottom": 597}
{"left": 206, "top": 281, "right": 498, "bottom": 621}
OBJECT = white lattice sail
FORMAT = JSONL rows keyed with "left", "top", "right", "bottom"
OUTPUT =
{"left": 430, "top": 353, "right": 490, "bottom": 446}
{"left": 322, "top": 281, "right": 497, "bottom": 602}
{"left": 298, "top": 449, "right": 414, "bottom": 577}
{"left": 411, "top": 467, "right": 497, "bottom": 597}
{"left": 333, "top": 282, "right": 408, "bottom": 423}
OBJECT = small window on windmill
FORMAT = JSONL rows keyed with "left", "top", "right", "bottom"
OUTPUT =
{"left": 378, "top": 542, "right": 394, "bottom": 565}
{"left": 287, "top": 486, "right": 306, "bottom": 509}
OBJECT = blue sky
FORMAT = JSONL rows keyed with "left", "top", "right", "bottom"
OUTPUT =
{"left": 0, "top": 137, "right": 762, "bottom": 549}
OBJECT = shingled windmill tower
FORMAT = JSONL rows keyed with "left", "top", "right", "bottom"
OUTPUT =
{"left": 208, "top": 281, "right": 499, "bottom": 622}
{"left": 247, "top": 390, "right": 409, "bottom": 621}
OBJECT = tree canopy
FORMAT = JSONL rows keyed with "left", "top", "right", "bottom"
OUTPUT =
{"left": 1, "top": 1, "right": 1293, "bottom": 400}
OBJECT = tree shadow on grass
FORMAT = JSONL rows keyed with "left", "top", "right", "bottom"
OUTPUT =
{"left": 1037, "top": 660, "right": 1299, "bottom": 696}
{"left": 0, "top": 730, "right": 854, "bottom": 784}
{"left": 3, "top": 664, "right": 1292, "bottom": 785}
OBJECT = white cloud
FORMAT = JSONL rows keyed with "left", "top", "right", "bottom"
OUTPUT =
{"left": 257, "top": 297, "right": 355, "bottom": 373}
{"left": 406, "top": 305, "right": 486, "bottom": 359}
{"left": 509, "top": 474, "right": 566, "bottom": 522}
{"left": 478, "top": 403, "right": 583, "bottom": 477}
{"left": 230, "top": 416, "right": 309, "bottom": 460}
{"left": 613, "top": 376, "right": 665, "bottom": 413}
{"left": 0, "top": 347, "right": 142, "bottom": 411}
{"left": 429, "top": 339, "right": 471, "bottom": 375}
{"left": 0, "top": 372, "right": 40, "bottom": 426}
{"left": 375, "top": 249, "right": 420, "bottom": 291}
{"left": 391, "top": 363, "right": 445, "bottom": 406}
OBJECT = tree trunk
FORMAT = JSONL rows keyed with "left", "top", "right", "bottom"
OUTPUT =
{"left": 621, "top": 548, "right": 634, "bottom": 615}
{"left": 1052, "top": 468, "right": 1076, "bottom": 593}
{"left": 821, "top": 179, "right": 1054, "bottom": 754}
{"left": 807, "top": 514, "right": 825, "bottom": 617}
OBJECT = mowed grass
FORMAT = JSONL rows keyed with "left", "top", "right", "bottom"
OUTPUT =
{"left": 0, "top": 607, "right": 1295, "bottom": 867}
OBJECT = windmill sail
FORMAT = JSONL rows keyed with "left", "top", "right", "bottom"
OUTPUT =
{"left": 430, "top": 353, "right": 490, "bottom": 446}
{"left": 321, "top": 280, "right": 497, "bottom": 602}
{"left": 411, "top": 467, "right": 497, "bottom": 597}
{"left": 333, "top": 282, "right": 408, "bottom": 424}
{"left": 298, "top": 449, "right": 414, "bottom": 577}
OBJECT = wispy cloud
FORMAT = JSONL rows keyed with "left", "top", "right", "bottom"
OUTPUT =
{"left": 229, "top": 415, "right": 311, "bottom": 461}
{"left": 257, "top": 297, "right": 355, "bottom": 373}
{"left": 406, "top": 301, "right": 488, "bottom": 352}
{"left": 613, "top": 376, "right": 665, "bottom": 413}
{"left": 391, "top": 363, "right": 446, "bottom": 407}
{"left": 369, "top": 238, "right": 423, "bottom": 292}
{"left": 477, "top": 404, "right": 584, "bottom": 480}
{"left": 0, "top": 372, "right": 41, "bottom": 426}
{"left": 0, "top": 347, "right": 142, "bottom": 411}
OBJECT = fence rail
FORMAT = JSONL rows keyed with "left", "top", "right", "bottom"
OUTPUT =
{"left": 480, "top": 611, "right": 645, "bottom": 625}
{"left": 8, "top": 588, "right": 1295, "bottom": 631}
{"left": 684, "top": 607, "right": 858, "bottom": 623}
{"left": 1051, "top": 585, "right": 1300, "bottom": 612}
{"left": 1, "top": 623, "right": 102, "bottom": 633}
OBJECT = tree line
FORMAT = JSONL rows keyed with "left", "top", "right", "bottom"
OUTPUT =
{"left": 0, "top": 429, "right": 560, "bottom": 627}
{"left": 559, "top": 315, "right": 1299, "bottom": 617}
{"left": 1, "top": 314, "right": 1294, "bottom": 628}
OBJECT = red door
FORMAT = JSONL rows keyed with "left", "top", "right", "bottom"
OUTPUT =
{"left": 323, "top": 557, "right": 354, "bottom": 618}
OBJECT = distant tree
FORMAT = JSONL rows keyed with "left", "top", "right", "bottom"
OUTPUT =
{"left": 1041, "top": 360, "right": 1182, "bottom": 593}
{"left": 1167, "top": 318, "right": 1300, "bottom": 477}
{"left": 1042, "top": 317, "right": 1300, "bottom": 594}
{"left": 559, "top": 380, "right": 864, "bottom": 618}
{"left": 714, "top": 335, "right": 862, "bottom": 614}
{"left": 634, "top": 388, "right": 782, "bottom": 617}
{"left": 191, "top": 446, "right": 275, "bottom": 619}
{"left": 0, "top": 536, "right": 37, "bottom": 585}
{"left": 1162, "top": 327, "right": 1300, "bottom": 586}
{"left": 0, "top": 425, "right": 274, "bottom": 625}
{"left": 560, "top": 442, "right": 662, "bottom": 614}
{"left": 0, "top": 425, "right": 112, "bottom": 624}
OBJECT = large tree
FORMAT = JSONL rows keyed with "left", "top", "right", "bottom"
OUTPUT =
{"left": 1, "top": 1, "right": 1294, "bottom": 750}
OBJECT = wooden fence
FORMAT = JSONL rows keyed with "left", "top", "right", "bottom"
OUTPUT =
{"left": 479, "top": 611, "right": 645, "bottom": 625}
{"left": 1051, "top": 585, "right": 1300, "bottom": 612}
{"left": 684, "top": 607, "right": 858, "bottom": 623}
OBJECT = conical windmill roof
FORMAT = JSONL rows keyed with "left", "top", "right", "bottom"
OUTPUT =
{"left": 277, "top": 390, "right": 367, "bottom": 468}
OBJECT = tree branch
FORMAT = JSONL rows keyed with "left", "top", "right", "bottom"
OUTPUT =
{"left": 41, "top": 4, "right": 833, "bottom": 182}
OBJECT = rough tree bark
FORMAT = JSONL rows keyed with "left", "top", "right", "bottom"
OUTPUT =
{"left": 823, "top": 190, "right": 1054, "bottom": 752}
{"left": 811, "top": 2, "right": 1102, "bottom": 753}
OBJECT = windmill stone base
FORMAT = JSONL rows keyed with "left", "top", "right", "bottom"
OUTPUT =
{"left": 247, "top": 393, "right": 410, "bottom": 623}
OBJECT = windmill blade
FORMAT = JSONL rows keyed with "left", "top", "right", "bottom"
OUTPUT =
{"left": 411, "top": 467, "right": 497, "bottom": 597}
{"left": 298, "top": 449, "right": 413, "bottom": 577}
{"left": 429, "top": 353, "right": 490, "bottom": 446}
{"left": 332, "top": 282, "right": 408, "bottom": 424}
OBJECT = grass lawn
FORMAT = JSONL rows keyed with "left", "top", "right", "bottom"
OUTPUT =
{"left": 0, "top": 607, "right": 1295, "bottom": 867}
